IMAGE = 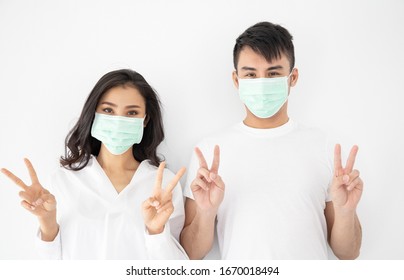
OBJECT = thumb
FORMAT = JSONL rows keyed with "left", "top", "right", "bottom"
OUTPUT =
{"left": 209, "top": 172, "right": 225, "bottom": 192}
{"left": 33, "top": 193, "right": 57, "bottom": 211}
{"left": 142, "top": 197, "right": 159, "bottom": 211}
{"left": 333, "top": 174, "right": 350, "bottom": 189}
{"left": 42, "top": 193, "right": 57, "bottom": 211}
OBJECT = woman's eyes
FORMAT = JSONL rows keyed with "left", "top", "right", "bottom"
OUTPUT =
{"left": 101, "top": 107, "right": 139, "bottom": 116}
{"left": 102, "top": 109, "right": 139, "bottom": 116}
{"left": 103, "top": 108, "right": 113, "bottom": 113}
{"left": 127, "top": 111, "right": 138, "bottom": 116}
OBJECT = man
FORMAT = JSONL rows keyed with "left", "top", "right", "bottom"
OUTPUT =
{"left": 180, "top": 22, "right": 363, "bottom": 260}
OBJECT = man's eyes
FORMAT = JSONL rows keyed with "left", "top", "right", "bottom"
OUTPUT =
{"left": 268, "top": 72, "right": 281, "bottom": 77}
{"left": 245, "top": 73, "right": 256, "bottom": 78}
{"left": 243, "top": 72, "right": 282, "bottom": 78}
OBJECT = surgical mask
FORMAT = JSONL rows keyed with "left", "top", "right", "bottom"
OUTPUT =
{"left": 91, "top": 113, "right": 145, "bottom": 155}
{"left": 238, "top": 72, "right": 292, "bottom": 118}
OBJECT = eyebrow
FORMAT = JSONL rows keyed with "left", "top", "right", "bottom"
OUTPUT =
{"left": 240, "top": 65, "right": 284, "bottom": 71}
{"left": 100, "top": 102, "right": 141, "bottom": 109}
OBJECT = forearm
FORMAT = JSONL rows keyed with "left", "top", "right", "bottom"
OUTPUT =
{"left": 329, "top": 209, "right": 362, "bottom": 259}
{"left": 180, "top": 209, "right": 216, "bottom": 260}
{"left": 38, "top": 215, "right": 59, "bottom": 242}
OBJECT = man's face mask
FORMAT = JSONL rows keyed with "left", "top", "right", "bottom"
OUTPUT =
{"left": 91, "top": 113, "right": 145, "bottom": 155}
{"left": 238, "top": 71, "right": 293, "bottom": 119}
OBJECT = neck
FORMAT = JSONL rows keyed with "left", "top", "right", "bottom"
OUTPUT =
{"left": 96, "top": 146, "right": 139, "bottom": 171}
{"left": 243, "top": 103, "right": 289, "bottom": 129}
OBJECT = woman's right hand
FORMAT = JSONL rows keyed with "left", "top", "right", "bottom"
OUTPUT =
{"left": 1, "top": 158, "right": 58, "bottom": 241}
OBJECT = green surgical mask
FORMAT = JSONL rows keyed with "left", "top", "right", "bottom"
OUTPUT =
{"left": 238, "top": 73, "right": 292, "bottom": 118}
{"left": 91, "top": 113, "right": 145, "bottom": 155}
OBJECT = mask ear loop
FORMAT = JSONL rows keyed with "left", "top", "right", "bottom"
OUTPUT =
{"left": 287, "top": 68, "right": 295, "bottom": 86}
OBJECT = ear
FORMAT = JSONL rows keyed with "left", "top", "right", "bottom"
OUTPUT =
{"left": 143, "top": 114, "right": 149, "bottom": 127}
{"left": 232, "top": 70, "right": 240, "bottom": 89}
{"left": 289, "top": 68, "right": 299, "bottom": 87}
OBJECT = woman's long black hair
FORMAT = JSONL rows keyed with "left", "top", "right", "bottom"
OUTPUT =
{"left": 60, "top": 69, "right": 164, "bottom": 170}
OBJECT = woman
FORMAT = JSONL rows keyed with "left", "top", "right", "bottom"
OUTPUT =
{"left": 1, "top": 69, "right": 188, "bottom": 259}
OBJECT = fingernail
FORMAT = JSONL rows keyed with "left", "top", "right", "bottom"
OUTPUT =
{"left": 343, "top": 175, "right": 350, "bottom": 184}
{"left": 210, "top": 173, "right": 217, "bottom": 180}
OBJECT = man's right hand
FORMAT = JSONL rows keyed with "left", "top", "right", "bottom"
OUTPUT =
{"left": 190, "top": 145, "right": 225, "bottom": 212}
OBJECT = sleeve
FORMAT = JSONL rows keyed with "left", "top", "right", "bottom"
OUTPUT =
{"left": 144, "top": 176, "right": 189, "bottom": 260}
{"left": 34, "top": 171, "right": 63, "bottom": 259}
{"left": 35, "top": 228, "right": 62, "bottom": 260}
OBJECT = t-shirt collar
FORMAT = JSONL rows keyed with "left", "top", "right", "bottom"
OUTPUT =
{"left": 236, "top": 118, "right": 296, "bottom": 138}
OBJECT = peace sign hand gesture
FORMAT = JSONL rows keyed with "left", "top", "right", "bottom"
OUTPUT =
{"left": 142, "top": 162, "right": 186, "bottom": 235}
{"left": 191, "top": 145, "right": 225, "bottom": 212}
{"left": 1, "top": 158, "right": 57, "bottom": 218}
{"left": 330, "top": 144, "right": 364, "bottom": 211}
{"left": 1, "top": 158, "right": 58, "bottom": 241}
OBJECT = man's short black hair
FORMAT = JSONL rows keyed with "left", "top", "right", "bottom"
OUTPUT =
{"left": 233, "top": 22, "right": 295, "bottom": 71}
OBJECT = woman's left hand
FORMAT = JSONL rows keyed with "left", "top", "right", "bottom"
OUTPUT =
{"left": 142, "top": 162, "right": 186, "bottom": 235}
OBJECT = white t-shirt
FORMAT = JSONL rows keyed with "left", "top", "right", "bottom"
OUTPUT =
{"left": 184, "top": 119, "right": 334, "bottom": 259}
{"left": 36, "top": 155, "right": 188, "bottom": 260}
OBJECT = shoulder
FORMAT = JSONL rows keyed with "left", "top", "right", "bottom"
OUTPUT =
{"left": 50, "top": 165, "right": 74, "bottom": 184}
{"left": 47, "top": 166, "right": 74, "bottom": 196}
{"left": 195, "top": 123, "right": 241, "bottom": 149}
{"left": 291, "top": 122, "right": 335, "bottom": 165}
{"left": 292, "top": 121, "right": 330, "bottom": 143}
{"left": 49, "top": 156, "right": 96, "bottom": 186}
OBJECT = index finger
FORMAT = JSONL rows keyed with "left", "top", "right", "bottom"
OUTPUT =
{"left": 165, "top": 167, "right": 186, "bottom": 193}
{"left": 153, "top": 161, "right": 166, "bottom": 194}
{"left": 334, "top": 144, "right": 343, "bottom": 177}
{"left": 195, "top": 147, "right": 208, "bottom": 169}
{"left": 1, "top": 168, "right": 28, "bottom": 191}
{"left": 210, "top": 145, "right": 220, "bottom": 174}
{"left": 345, "top": 145, "right": 359, "bottom": 174}
{"left": 24, "top": 158, "right": 39, "bottom": 184}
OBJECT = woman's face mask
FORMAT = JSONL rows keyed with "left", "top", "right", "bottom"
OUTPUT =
{"left": 91, "top": 113, "right": 145, "bottom": 155}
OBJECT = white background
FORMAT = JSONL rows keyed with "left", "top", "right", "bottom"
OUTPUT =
{"left": 0, "top": 0, "right": 403, "bottom": 260}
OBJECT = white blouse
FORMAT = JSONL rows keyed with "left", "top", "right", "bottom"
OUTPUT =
{"left": 36, "top": 156, "right": 188, "bottom": 259}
